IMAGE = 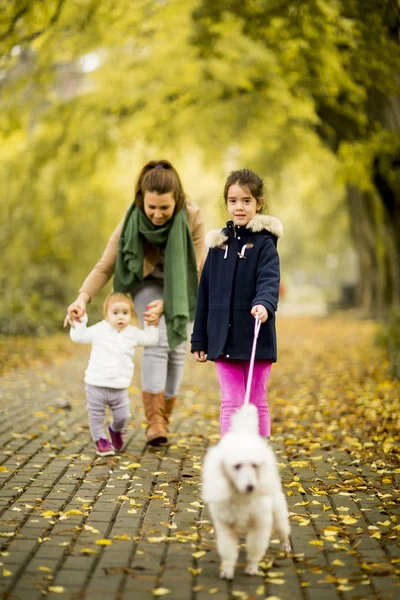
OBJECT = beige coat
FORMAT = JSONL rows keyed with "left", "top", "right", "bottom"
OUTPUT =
{"left": 80, "top": 200, "right": 206, "bottom": 302}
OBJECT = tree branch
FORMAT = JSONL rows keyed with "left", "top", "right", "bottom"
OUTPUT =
{"left": 17, "top": 0, "right": 66, "bottom": 45}
{"left": 0, "top": 2, "right": 31, "bottom": 42}
{"left": 0, "top": 0, "right": 66, "bottom": 46}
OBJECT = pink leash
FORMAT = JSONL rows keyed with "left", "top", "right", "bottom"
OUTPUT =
{"left": 243, "top": 317, "right": 262, "bottom": 406}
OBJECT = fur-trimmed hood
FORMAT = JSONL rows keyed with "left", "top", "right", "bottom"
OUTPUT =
{"left": 205, "top": 215, "right": 283, "bottom": 249}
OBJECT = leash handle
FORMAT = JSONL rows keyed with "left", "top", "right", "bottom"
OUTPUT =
{"left": 243, "top": 317, "right": 262, "bottom": 406}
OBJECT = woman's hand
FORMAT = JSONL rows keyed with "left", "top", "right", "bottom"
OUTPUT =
{"left": 194, "top": 350, "right": 207, "bottom": 362}
{"left": 251, "top": 304, "right": 269, "bottom": 323}
{"left": 144, "top": 299, "right": 164, "bottom": 326}
{"left": 63, "top": 293, "right": 89, "bottom": 328}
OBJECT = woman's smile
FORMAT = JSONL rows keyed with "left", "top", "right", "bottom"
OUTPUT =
{"left": 143, "top": 191, "right": 176, "bottom": 226}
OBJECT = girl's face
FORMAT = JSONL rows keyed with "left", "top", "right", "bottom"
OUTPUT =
{"left": 226, "top": 183, "right": 263, "bottom": 226}
{"left": 143, "top": 191, "right": 176, "bottom": 226}
{"left": 106, "top": 301, "right": 131, "bottom": 331}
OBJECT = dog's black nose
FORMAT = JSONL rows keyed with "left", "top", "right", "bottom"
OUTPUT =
{"left": 246, "top": 484, "right": 254, "bottom": 493}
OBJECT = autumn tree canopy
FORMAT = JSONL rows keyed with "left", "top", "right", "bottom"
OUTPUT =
{"left": 0, "top": 0, "right": 399, "bottom": 333}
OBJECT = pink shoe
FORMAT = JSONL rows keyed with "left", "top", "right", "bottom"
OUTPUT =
{"left": 95, "top": 438, "right": 115, "bottom": 456}
{"left": 108, "top": 426, "right": 125, "bottom": 451}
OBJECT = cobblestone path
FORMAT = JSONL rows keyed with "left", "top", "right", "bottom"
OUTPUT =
{"left": 0, "top": 317, "right": 398, "bottom": 600}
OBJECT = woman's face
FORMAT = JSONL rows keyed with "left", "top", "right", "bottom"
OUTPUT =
{"left": 226, "top": 183, "right": 263, "bottom": 226}
{"left": 143, "top": 191, "right": 176, "bottom": 226}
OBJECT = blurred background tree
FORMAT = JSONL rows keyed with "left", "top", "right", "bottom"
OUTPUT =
{"left": 0, "top": 0, "right": 399, "bottom": 334}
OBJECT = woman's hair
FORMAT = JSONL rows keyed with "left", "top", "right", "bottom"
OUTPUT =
{"left": 223, "top": 169, "right": 266, "bottom": 212}
{"left": 103, "top": 292, "right": 133, "bottom": 316}
{"left": 134, "top": 160, "right": 186, "bottom": 212}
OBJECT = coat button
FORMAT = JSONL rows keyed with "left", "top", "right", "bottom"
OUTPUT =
{"left": 237, "top": 236, "right": 241, "bottom": 240}
{"left": 226, "top": 354, "right": 230, "bottom": 358}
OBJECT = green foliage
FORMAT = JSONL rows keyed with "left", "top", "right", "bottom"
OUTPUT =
{"left": 376, "top": 308, "right": 400, "bottom": 380}
{"left": 0, "top": 0, "right": 398, "bottom": 333}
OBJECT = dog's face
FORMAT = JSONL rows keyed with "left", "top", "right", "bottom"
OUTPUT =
{"left": 222, "top": 457, "right": 263, "bottom": 494}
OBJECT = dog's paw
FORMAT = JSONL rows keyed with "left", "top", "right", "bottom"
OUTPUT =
{"left": 220, "top": 564, "right": 234, "bottom": 580}
{"left": 281, "top": 539, "right": 292, "bottom": 553}
{"left": 244, "top": 562, "right": 259, "bottom": 576}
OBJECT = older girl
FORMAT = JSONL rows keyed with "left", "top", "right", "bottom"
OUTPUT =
{"left": 191, "top": 169, "right": 282, "bottom": 438}
{"left": 65, "top": 160, "right": 205, "bottom": 445}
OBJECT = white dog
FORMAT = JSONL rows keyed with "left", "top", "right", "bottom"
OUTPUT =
{"left": 202, "top": 404, "right": 291, "bottom": 579}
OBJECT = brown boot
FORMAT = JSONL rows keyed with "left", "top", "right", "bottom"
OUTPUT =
{"left": 142, "top": 391, "right": 168, "bottom": 446}
{"left": 164, "top": 396, "right": 176, "bottom": 432}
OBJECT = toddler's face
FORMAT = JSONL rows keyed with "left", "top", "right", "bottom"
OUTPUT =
{"left": 106, "top": 301, "right": 131, "bottom": 331}
{"left": 226, "top": 183, "right": 263, "bottom": 226}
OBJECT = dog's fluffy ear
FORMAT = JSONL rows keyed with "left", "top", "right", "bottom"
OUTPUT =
{"left": 202, "top": 445, "right": 231, "bottom": 503}
{"left": 258, "top": 444, "right": 281, "bottom": 495}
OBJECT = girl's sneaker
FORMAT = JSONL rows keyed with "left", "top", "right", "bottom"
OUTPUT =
{"left": 95, "top": 438, "right": 115, "bottom": 456}
{"left": 108, "top": 426, "right": 125, "bottom": 451}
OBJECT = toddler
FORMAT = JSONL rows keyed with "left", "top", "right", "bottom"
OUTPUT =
{"left": 70, "top": 292, "right": 159, "bottom": 456}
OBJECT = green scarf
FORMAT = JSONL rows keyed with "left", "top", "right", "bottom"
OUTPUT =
{"left": 114, "top": 204, "right": 198, "bottom": 350}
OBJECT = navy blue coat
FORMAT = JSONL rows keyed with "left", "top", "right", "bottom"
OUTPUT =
{"left": 191, "top": 214, "right": 282, "bottom": 362}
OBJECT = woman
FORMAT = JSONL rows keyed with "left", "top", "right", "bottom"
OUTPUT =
{"left": 64, "top": 160, "right": 205, "bottom": 445}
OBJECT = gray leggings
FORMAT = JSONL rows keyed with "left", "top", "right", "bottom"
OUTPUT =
{"left": 132, "top": 280, "right": 188, "bottom": 398}
{"left": 85, "top": 384, "right": 130, "bottom": 441}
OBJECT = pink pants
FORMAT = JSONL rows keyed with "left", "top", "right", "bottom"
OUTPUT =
{"left": 215, "top": 358, "right": 273, "bottom": 437}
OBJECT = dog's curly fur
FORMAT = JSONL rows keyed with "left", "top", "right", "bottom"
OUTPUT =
{"left": 202, "top": 404, "right": 291, "bottom": 579}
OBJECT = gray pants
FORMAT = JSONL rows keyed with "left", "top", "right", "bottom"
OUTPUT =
{"left": 85, "top": 384, "right": 130, "bottom": 442}
{"left": 132, "top": 280, "right": 188, "bottom": 398}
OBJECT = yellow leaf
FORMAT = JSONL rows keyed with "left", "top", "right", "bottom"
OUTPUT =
{"left": 192, "top": 551, "right": 206, "bottom": 558}
{"left": 0, "top": 467, "right": 9, "bottom": 472}
{"left": 188, "top": 567, "right": 202, "bottom": 575}
{"left": 95, "top": 539, "right": 113, "bottom": 545}
{"left": 113, "top": 534, "right": 131, "bottom": 541}
{"left": 332, "top": 559, "right": 345, "bottom": 566}
{"left": 256, "top": 585, "right": 264, "bottom": 595}
{"left": 83, "top": 525, "right": 99, "bottom": 534}
{"left": 48, "top": 587, "right": 65, "bottom": 593}
{"left": 337, "top": 585, "right": 354, "bottom": 591}
{"left": 340, "top": 516, "right": 358, "bottom": 525}
{"left": 2, "top": 569, "right": 12, "bottom": 577}
{"left": 41, "top": 511, "right": 58, "bottom": 517}
{"left": 377, "top": 520, "right": 390, "bottom": 527}
{"left": 299, "top": 519, "right": 310, "bottom": 527}
{"left": 126, "top": 463, "right": 141, "bottom": 469}
{"left": 309, "top": 540, "right": 324, "bottom": 546}
{"left": 268, "top": 578, "right": 285, "bottom": 584}
{"left": 370, "top": 532, "right": 381, "bottom": 540}
{"left": 153, "top": 588, "right": 171, "bottom": 596}
{"left": 64, "top": 509, "right": 83, "bottom": 516}
{"left": 38, "top": 566, "right": 52, "bottom": 572}
{"left": 208, "top": 590, "right": 219, "bottom": 595}
{"left": 81, "top": 548, "right": 98, "bottom": 554}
